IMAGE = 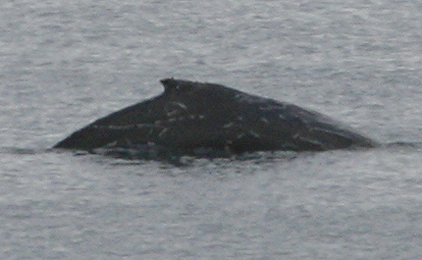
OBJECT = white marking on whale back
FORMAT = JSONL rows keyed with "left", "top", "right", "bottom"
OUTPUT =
{"left": 259, "top": 117, "right": 270, "bottom": 124}
{"left": 236, "top": 130, "right": 261, "bottom": 139}
{"left": 248, "top": 130, "right": 261, "bottom": 138}
{"left": 170, "top": 101, "right": 187, "bottom": 110}
{"left": 223, "top": 122, "right": 235, "bottom": 128}
{"left": 158, "top": 128, "right": 169, "bottom": 138}
{"left": 136, "top": 123, "right": 155, "bottom": 128}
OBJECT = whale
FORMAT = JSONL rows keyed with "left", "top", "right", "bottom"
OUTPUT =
{"left": 54, "top": 78, "right": 377, "bottom": 159}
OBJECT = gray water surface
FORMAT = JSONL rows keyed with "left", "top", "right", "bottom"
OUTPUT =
{"left": 1, "top": 0, "right": 422, "bottom": 259}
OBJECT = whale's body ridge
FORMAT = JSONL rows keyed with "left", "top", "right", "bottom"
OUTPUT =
{"left": 54, "top": 78, "right": 377, "bottom": 158}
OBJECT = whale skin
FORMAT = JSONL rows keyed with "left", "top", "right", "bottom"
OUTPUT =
{"left": 54, "top": 78, "right": 377, "bottom": 158}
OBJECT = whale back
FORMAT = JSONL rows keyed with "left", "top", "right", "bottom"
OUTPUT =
{"left": 54, "top": 78, "right": 377, "bottom": 155}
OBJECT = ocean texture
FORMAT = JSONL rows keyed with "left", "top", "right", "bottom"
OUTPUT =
{"left": 1, "top": 0, "right": 422, "bottom": 259}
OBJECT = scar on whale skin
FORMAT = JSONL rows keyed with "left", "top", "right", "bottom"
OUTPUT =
{"left": 53, "top": 78, "right": 378, "bottom": 158}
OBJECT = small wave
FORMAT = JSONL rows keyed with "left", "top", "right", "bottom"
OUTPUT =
{"left": 384, "top": 141, "right": 422, "bottom": 149}
{"left": 47, "top": 140, "right": 422, "bottom": 167}
{"left": 83, "top": 145, "right": 302, "bottom": 166}
{"left": 0, "top": 147, "right": 39, "bottom": 155}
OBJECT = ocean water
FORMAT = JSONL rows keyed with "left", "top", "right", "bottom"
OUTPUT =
{"left": 1, "top": 0, "right": 422, "bottom": 259}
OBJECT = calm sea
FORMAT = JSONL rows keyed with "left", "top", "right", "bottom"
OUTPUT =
{"left": 1, "top": 0, "right": 422, "bottom": 259}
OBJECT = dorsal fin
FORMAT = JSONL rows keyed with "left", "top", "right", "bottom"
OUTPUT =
{"left": 160, "top": 78, "right": 179, "bottom": 93}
